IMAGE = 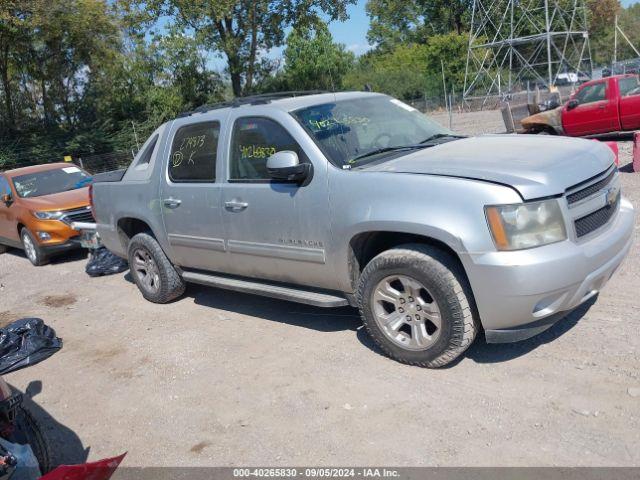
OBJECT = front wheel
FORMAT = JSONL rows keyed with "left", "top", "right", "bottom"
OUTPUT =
{"left": 128, "top": 232, "right": 185, "bottom": 303}
{"left": 21, "top": 229, "right": 47, "bottom": 266}
{"left": 357, "top": 244, "right": 478, "bottom": 368}
{"left": 7, "top": 406, "right": 52, "bottom": 474}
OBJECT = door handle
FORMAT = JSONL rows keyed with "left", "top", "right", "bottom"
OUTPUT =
{"left": 163, "top": 198, "right": 182, "bottom": 209}
{"left": 224, "top": 200, "right": 249, "bottom": 211}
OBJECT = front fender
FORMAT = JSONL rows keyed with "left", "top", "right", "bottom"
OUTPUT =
{"left": 327, "top": 169, "right": 522, "bottom": 292}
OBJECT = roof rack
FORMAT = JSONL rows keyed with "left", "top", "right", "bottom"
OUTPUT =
{"left": 177, "top": 90, "right": 329, "bottom": 118}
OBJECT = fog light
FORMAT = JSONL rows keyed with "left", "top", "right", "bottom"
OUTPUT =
{"left": 37, "top": 232, "right": 51, "bottom": 241}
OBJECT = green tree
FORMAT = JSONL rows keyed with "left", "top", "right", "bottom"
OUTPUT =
{"left": 281, "top": 22, "right": 354, "bottom": 91}
{"left": 0, "top": 0, "right": 35, "bottom": 132}
{"left": 344, "top": 33, "right": 468, "bottom": 101}
{"left": 587, "top": 0, "right": 621, "bottom": 65}
{"left": 345, "top": 44, "right": 428, "bottom": 99}
{"left": 121, "top": 0, "right": 356, "bottom": 97}
{"left": 366, "top": 0, "right": 472, "bottom": 50}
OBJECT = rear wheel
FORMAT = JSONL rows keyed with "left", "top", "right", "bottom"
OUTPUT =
{"left": 128, "top": 232, "right": 185, "bottom": 303}
{"left": 20, "top": 229, "right": 47, "bottom": 266}
{"left": 357, "top": 244, "right": 478, "bottom": 368}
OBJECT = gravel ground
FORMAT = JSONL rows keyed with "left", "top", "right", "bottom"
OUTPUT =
{"left": 1, "top": 110, "right": 639, "bottom": 469}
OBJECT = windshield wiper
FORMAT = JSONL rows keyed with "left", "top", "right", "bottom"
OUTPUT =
{"left": 419, "top": 133, "right": 466, "bottom": 144}
{"left": 348, "top": 144, "right": 427, "bottom": 165}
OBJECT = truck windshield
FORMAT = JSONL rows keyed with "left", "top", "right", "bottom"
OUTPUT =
{"left": 292, "top": 96, "right": 456, "bottom": 168}
{"left": 12, "top": 166, "right": 92, "bottom": 198}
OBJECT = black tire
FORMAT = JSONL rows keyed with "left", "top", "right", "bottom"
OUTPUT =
{"left": 127, "top": 232, "right": 185, "bottom": 303}
{"left": 20, "top": 229, "right": 48, "bottom": 266}
{"left": 357, "top": 244, "right": 478, "bottom": 368}
{"left": 8, "top": 406, "right": 53, "bottom": 474}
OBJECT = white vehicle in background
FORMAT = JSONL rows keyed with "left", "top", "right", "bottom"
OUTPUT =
{"left": 556, "top": 72, "right": 579, "bottom": 85}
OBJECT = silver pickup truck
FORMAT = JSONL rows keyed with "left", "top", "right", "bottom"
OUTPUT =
{"left": 92, "top": 91, "right": 634, "bottom": 368}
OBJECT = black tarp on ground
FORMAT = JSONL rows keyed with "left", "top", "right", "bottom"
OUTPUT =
{"left": 0, "top": 319, "right": 62, "bottom": 375}
{"left": 86, "top": 247, "right": 128, "bottom": 277}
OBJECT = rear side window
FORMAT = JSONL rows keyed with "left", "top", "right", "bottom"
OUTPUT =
{"left": 136, "top": 134, "right": 158, "bottom": 167}
{"left": 169, "top": 122, "right": 220, "bottom": 182}
{"left": 229, "top": 117, "right": 305, "bottom": 181}
{"left": 620, "top": 77, "right": 640, "bottom": 97}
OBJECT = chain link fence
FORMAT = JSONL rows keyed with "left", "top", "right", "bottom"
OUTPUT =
{"left": 0, "top": 151, "right": 134, "bottom": 175}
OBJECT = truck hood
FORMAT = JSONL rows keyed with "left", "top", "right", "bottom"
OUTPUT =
{"left": 365, "top": 135, "right": 614, "bottom": 200}
{"left": 19, "top": 187, "right": 90, "bottom": 211}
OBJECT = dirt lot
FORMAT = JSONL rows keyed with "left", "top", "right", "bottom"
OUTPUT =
{"left": 1, "top": 110, "right": 639, "bottom": 468}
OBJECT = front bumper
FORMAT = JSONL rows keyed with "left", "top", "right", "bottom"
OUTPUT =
{"left": 464, "top": 196, "right": 635, "bottom": 343}
{"left": 41, "top": 237, "right": 82, "bottom": 254}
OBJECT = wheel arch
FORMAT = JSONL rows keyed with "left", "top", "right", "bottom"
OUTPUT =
{"left": 347, "top": 230, "right": 467, "bottom": 292}
{"left": 116, "top": 217, "right": 157, "bottom": 251}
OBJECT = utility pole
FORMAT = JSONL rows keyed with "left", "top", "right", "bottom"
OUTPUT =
{"left": 545, "top": 0, "right": 553, "bottom": 88}
{"left": 131, "top": 120, "right": 140, "bottom": 152}
{"left": 614, "top": 15, "right": 618, "bottom": 68}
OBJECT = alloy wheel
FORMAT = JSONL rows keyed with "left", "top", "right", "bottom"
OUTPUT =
{"left": 371, "top": 275, "right": 442, "bottom": 351}
{"left": 132, "top": 248, "right": 161, "bottom": 294}
{"left": 22, "top": 233, "right": 37, "bottom": 264}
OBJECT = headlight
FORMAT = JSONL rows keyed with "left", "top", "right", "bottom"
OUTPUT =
{"left": 32, "top": 211, "right": 64, "bottom": 220}
{"left": 485, "top": 199, "right": 567, "bottom": 251}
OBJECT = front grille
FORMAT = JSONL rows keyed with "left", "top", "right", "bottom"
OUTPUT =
{"left": 567, "top": 168, "right": 616, "bottom": 205}
{"left": 61, "top": 208, "right": 95, "bottom": 225}
{"left": 575, "top": 192, "right": 620, "bottom": 238}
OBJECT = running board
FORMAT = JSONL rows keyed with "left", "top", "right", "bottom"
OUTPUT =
{"left": 181, "top": 271, "right": 349, "bottom": 308}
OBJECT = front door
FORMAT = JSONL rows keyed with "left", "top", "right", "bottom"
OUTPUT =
{"left": 161, "top": 117, "right": 230, "bottom": 273}
{"left": 563, "top": 80, "right": 616, "bottom": 136}
{"left": 221, "top": 114, "right": 333, "bottom": 290}
{"left": 0, "top": 176, "right": 18, "bottom": 246}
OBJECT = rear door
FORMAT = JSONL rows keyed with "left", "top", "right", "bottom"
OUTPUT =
{"left": 0, "top": 175, "right": 18, "bottom": 246}
{"left": 563, "top": 80, "right": 617, "bottom": 136}
{"left": 618, "top": 76, "right": 640, "bottom": 130}
{"left": 160, "top": 115, "right": 230, "bottom": 273}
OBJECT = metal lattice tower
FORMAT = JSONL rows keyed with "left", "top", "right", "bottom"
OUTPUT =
{"left": 463, "top": 0, "right": 592, "bottom": 106}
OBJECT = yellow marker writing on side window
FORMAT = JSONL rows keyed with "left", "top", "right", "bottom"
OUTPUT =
{"left": 63, "top": 155, "right": 72, "bottom": 162}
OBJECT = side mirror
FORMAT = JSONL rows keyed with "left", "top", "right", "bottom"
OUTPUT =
{"left": 1, "top": 193, "right": 12, "bottom": 206}
{"left": 567, "top": 99, "right": 579, "bottom": 110}
{"left": 266, "top": 151, "right": 312, "bottom": 183}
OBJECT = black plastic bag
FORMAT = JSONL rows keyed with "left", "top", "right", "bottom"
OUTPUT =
{"left": 86, "top": 247, "right": 128, "bottom": 277}
{"left": 0, "top": 318, "right": 62, "bottom": 375}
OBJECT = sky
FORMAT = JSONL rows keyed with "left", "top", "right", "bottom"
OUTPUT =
{"left": 328, "top": 0, "right": 371, "bottom": 56}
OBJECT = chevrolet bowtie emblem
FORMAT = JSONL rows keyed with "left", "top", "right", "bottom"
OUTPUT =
{"left": 605, "top": 186, "right": 619, "bottom": 207}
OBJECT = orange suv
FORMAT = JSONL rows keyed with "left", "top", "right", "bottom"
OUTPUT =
{"left": 0, "top": 163, "right": 93, "bottom": 266}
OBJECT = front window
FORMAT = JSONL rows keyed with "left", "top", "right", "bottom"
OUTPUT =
{"left": 230, "top": 117, "right": 306, "bottom": 181}
{"left": 12, "top": 166, "right": 92, "bottom": 199}
{"left": 0, "top": 176, "right": 11, "bottom": 197}
{"left": 292, "top": 96, "right": 454, "bottom": 168}
{"left": 574, "top": 83, "right": 607, "bottom": 105}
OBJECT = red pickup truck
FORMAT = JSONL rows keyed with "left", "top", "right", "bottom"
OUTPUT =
{"left": 522, "top": 74, "right": 640, "bottom": 136}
